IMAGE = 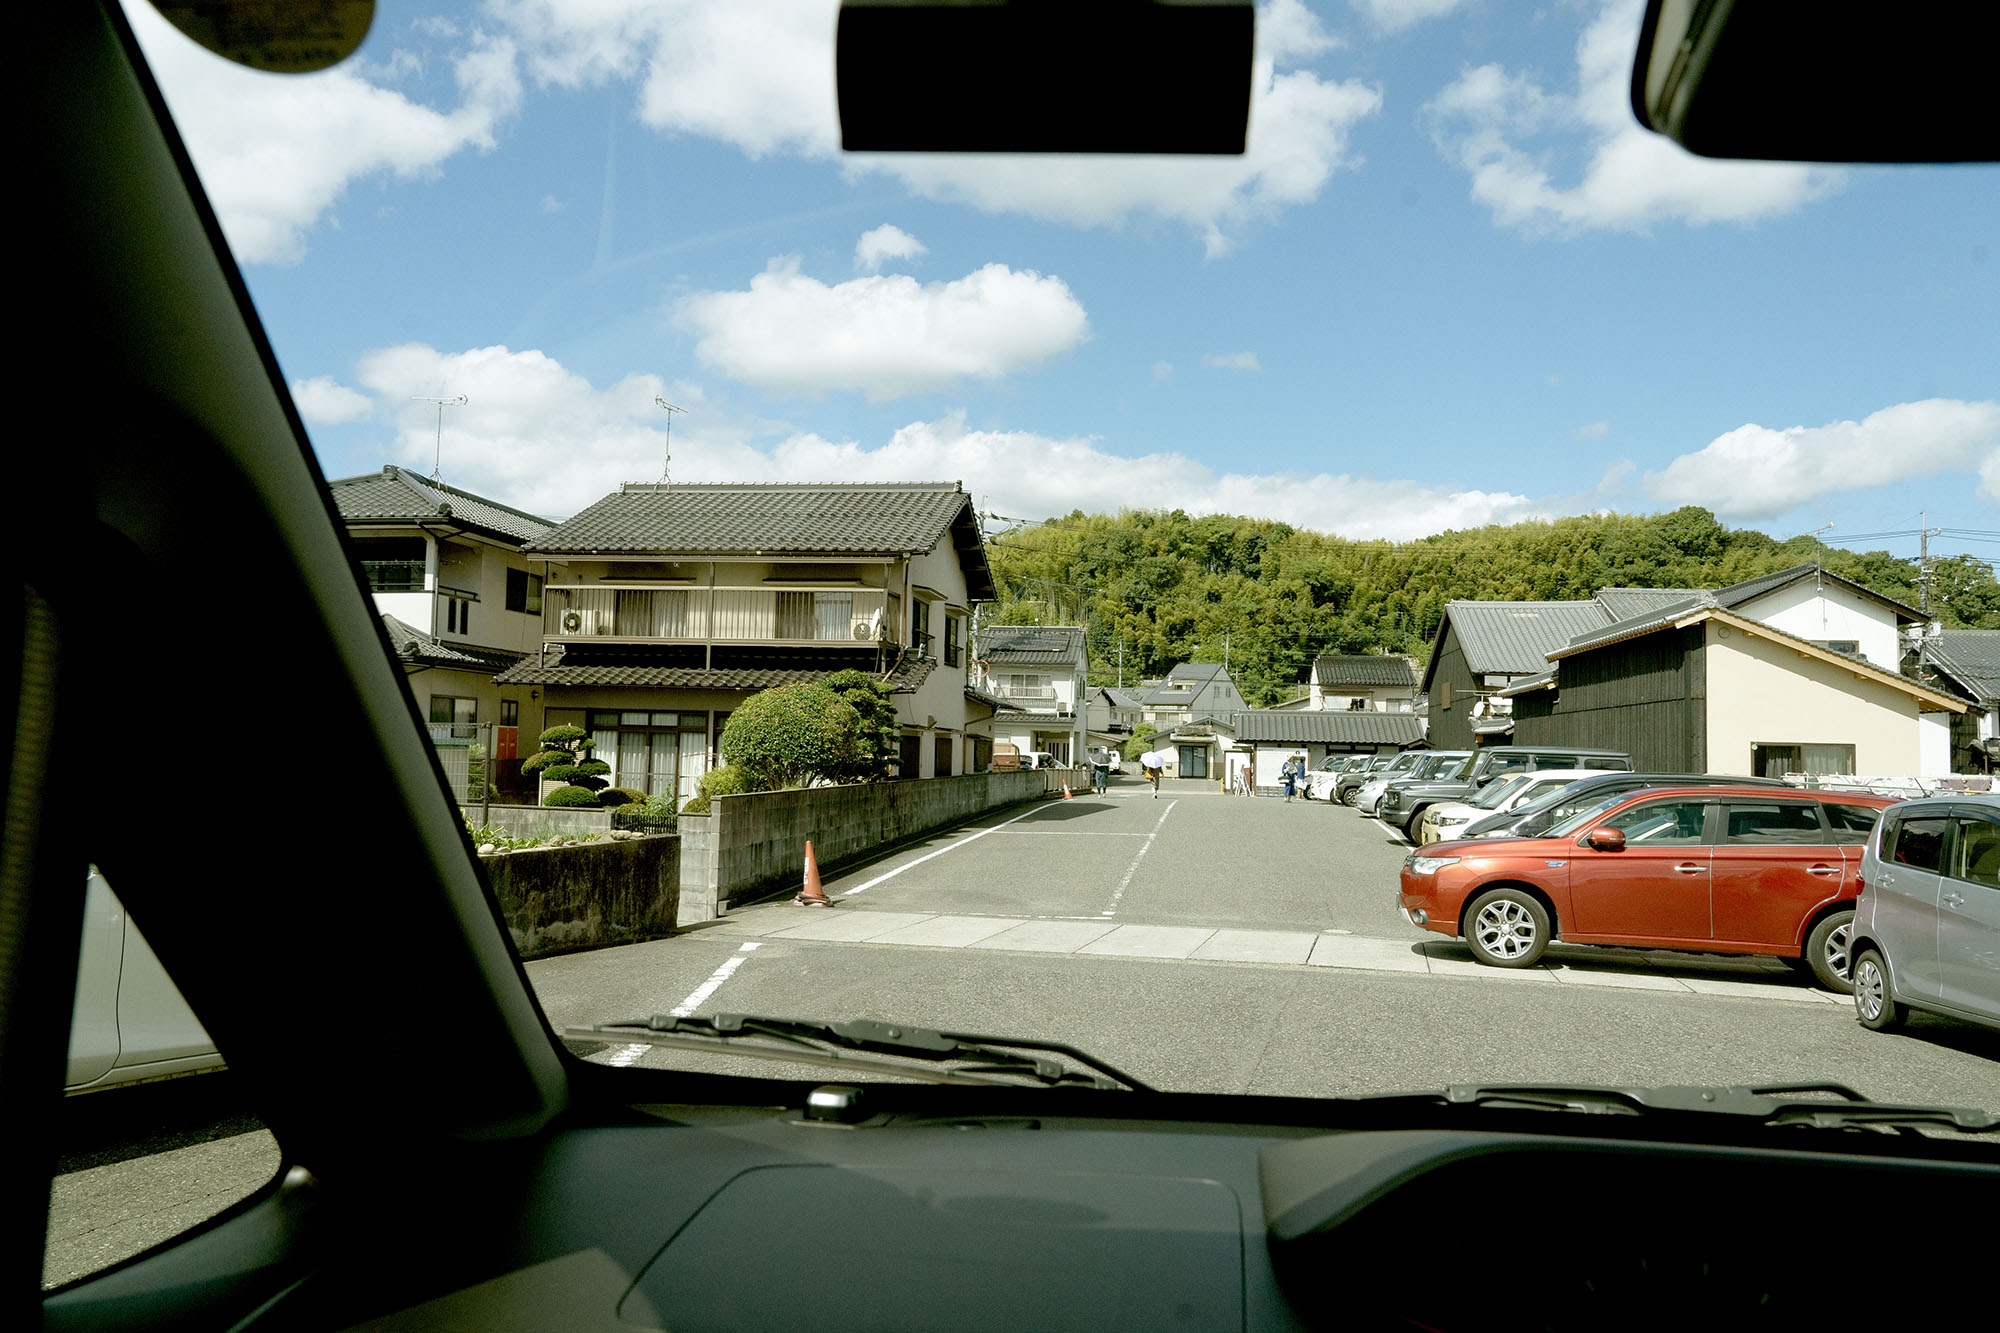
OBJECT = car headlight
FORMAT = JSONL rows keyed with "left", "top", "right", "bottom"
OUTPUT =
{"left": 1406, "top": 856, "right": 1461, "bottom": 875}
{"left": 1432, "top": 813, "right": 1468, "bottom": 826}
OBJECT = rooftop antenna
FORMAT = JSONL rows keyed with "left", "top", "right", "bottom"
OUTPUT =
{"left": 653, "top": 397, "right": 686, "bottom": 485}
{"left": 412, "top": 394, "right": 467, "bottom": 482}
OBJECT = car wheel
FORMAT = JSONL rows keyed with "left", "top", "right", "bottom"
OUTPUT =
{"left": 1464, "top": 889, "right": 1551, "bottom": 968}
{"left": 1804, "top": 910, "right": 1856, "bottom": 994}
{"left": 1340, "top": 788, "right": 1358, "bottom": 807}
{"left": 1852, "top": 948, "right": 1905, "bottom": 1031}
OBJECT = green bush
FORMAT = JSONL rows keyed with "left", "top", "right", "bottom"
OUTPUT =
{"left": 537, "top": 724, "right": 591, "bottom": 750}
{"left": 681, "top": 763, "right": 756, "bottom": 814}
{"left": 575, "top": 759, "right": 611, "bottom": 778}
{"left": 544, "top": 785, "right": 600, "bottom": 808}
{"left": 598, "top": 786, "right": 645, "bottom": 808}
{"left": 520, "top": 750, "right": 566, "bottom": 775}
{"left": 542, "top": 764, "right": 581, "bottom": 784}
{"left": 612, "top": 793, "right": 678, "bottom": 830}
{"left": 721, "top": 683, "right": 862, "bottom": 789}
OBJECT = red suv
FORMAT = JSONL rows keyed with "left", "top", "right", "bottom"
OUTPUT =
{"left": 1398, "top": 786, "right": 1894, "bottom": 990}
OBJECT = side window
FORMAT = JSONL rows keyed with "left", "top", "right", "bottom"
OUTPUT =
{"left": 1600, "top": 798, "right": 1710, "bottom": 846}
{"left": 1886, "top": 816, "right": 1951, "bottom": 873}
{"left": 1822, "top": 803, "right": 1883, "bottom": 845}
{"left": 1485, "top": 754, "right": 1533, "bottom": 779}
{"left": 1721, "top": 801, "right": 1828, "bottom": 845}
{"left": 1951, "top": 816, "right": 2000, "bottom": 889}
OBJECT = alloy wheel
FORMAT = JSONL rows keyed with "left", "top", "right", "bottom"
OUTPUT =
{"left": 1473, "top": 899, "right": 1538, "bottom": 960}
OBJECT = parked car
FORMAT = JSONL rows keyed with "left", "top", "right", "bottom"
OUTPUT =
{"left": 68, "top": 871, "right": 222, "bottom": 1093}
{"left": 1850, "top": 794, "right": 2000, "bottom": 1033}
{"left": 1455, "top": 771, "right": 1796, "bottom": 841}
{"left": 1377, "top": 746, "right": 1632, "bottom": 837}
{"left": 1300, "top": 754, "right": 1365, "bottom": 801}
{"left": 1399, "top": 786, "right": 1895, "bottom": 989}
{"left": 1021, "top": 751, "right": 1064, "bottom": 770}
{"left": 1358, "top": 751, "right": 1472, "bottom": 816}
{"left": 1416, "top": 768, "right": 1610, "bottom": 845}
{"left": 1329, "top": 751, "right": 1409, "bottom": 805}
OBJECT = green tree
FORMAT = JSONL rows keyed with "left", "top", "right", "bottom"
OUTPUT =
{"left": 520, "top": 724, "right": 611, "bottom": 807}
{"left": 721, "top": 683, "right": 865, "bottom": 789}
{"left": 821, "top": 669, "right": 901, "bottom": 782}
{"left": 1123, "top": 723, "right": 1159, "bottom": 761}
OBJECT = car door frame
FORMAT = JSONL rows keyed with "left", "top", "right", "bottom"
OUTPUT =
{"left": 1706, "top": 796, "right": 1854, "bottom": 954}
{"left": 1936, "top": 804, "right": 2000, "bottom": 1021}
{"left": 1563, "top": 795, "right": 1718, "bottom": 944}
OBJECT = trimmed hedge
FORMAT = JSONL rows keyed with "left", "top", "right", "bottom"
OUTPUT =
{"left": 544, "top": 785, "right": 601, "bottom": 808}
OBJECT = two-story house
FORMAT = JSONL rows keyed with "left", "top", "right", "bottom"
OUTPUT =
{"left": 1423, "top": 563, "right": 1964, "bottom": 774}
{"left": 331, "top": 466, "right": 555, "bottom": 791}
{"left": 493, "top": 482, "right": 997, "bottom": 805}
{"left": 1912, "top": 629, "right": 1999, "bottom": 774}
{"left": 972, "top": 626, "right": 1087, "bottom": 767}
{"left": 1306, "top": 654, "right": 1418, "bottom": 712}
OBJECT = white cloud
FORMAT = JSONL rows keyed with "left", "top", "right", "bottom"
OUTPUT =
{"left": 1352, "top": 0, "right": 1471, "bottom": 34}
{"left": 334, "top": 343, "right": 1540, "bottom": 539}
{"left": 128, "top": 3, "right": 522, "bottom": 264}
{"left": 676, "top": 257, "right": 1089, "bottom": 400}
{"left": 539, "top": 194, "right": 566, "bottom": 213}
{"left": 854, "top": 224, "right": 927, "bottom": 273}
{"left": 1423, "top": 0, "right": 1838, "bottom": 233}
{"left": 1573, "top": 420, "right": 1610, "bottom": 439}
{"left": 290, "top": 375, "right": 373, "bottom": 424}
{"left": 1644, "top": 399, "right": 2000, "bottom": 519}
{"left": 1203, "top": 352, "right": 1262, "bottom": 372}
{"left": 1152, "top": 361, "right": 1176, "bottom": 385}
{"left": 489, "top": 0, "right": 1381, "bottom": 254}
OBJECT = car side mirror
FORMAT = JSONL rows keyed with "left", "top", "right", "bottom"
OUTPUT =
{"left": 1586, "top": 828, "right": 1626, "bottom": 852}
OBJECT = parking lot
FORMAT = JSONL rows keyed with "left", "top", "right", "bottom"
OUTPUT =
{"left": 530, "top": 778, "right": 2000, "bottom": 1109}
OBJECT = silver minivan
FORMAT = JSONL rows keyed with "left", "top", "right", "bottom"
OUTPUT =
{"left": 1849, "top": 794, "right": 2000, "bottom": 1033}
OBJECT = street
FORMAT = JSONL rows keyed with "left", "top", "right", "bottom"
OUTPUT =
{"left": 47, "top": 779, "right": 2000, "bottom": 1289}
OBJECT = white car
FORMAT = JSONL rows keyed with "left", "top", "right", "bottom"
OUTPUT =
{"left": 68, "top": 871, "right": 222, "bottom": 1093}
{"left": 1417, "top": 769, "right": 1606, "bottom": 845}
{"left": 1303, "top": 756, "right": 1364, "bottom": 802}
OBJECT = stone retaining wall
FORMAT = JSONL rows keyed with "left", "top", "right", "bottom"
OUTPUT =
{"left": 479, "top": 833, "right": 678, "bottom": 959}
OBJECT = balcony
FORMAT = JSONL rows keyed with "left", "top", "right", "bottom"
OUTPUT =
{"left": 543, "top": 585, "right": 891, "bottom": 646}
{"left": 999, "top": 684, "right": 1058, "bottom": 701}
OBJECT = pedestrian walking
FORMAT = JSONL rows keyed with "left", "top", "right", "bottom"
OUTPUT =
{"left": 1092, "top": 750, "right": 1110, "bottom": 795}
{"left": 1282, "top": 753, "right": 1302, "bottom": 803}
{"left": 1141, "top": 749, "right": 1164, "bottom": 797}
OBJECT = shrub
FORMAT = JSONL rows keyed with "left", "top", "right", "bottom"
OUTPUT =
{"left": 612, "top": 793, "right": 677, "bottom": 830}
{"left": 542, "top": 764, "right": 581, "bottom": 784}
{"left": 681, "top": 763, "right": 756, "bottom": 814}
{"left": 598, "top": 786, "right": 645, "bottom": 808}
{"left": 526, "top": 724, "right": 608, "bottom": 805}
{"left": 821, "top": 669, "right": 899, "bottom": 783}
{"left": 575, "top": 759, "right": 611, "bottom": 778}
{"left": 544, "top": 785, "right": 600, "bottom": 808}
{"left": 721, "top": 683, "right": 862, "bottom": 790}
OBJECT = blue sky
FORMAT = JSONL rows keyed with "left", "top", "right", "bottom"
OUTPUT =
{"left": 132, "top": 0, "right": 1997, "bottom": 563}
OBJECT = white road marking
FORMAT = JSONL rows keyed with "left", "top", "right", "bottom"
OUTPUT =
{"left": 669, "top": 941, "right": 762, "bottom": 1017}
{"left": 1099, "top": 800, "right": 1177, "bottom": 917}
{"left": 602, "top": 1044, "right": 651, "bottom": 1067}
{"left": 839, "top": 802, "right": 1057, "bottom": 897}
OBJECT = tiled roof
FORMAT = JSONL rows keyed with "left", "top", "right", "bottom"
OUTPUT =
{"left": 1712, "top": 562, "right": 1924, "bottom": 622}
{"left": 528, "top": 481, "right": 980, "bottom": 558}
{"left": 1312, "top": 654, "right": 1416, "bottom": 689}
{"left": 379, "top": 615, "right": 526, "bottom": 673}
{"left": 330, "top": 466, "right": 554, "bottom": 544}
{"left": 1496, "top": 669, "right": 1557, "bottom": 698}
{"left": 1228, "top": 710, "right": 1426, "bottom": 746}
{"left": 974, "top": 625, "right": 1086, "bottom": 666}
{"left": 1438, "top": 600, "right": 1613, "bottom": 677}
{"left": 1594, "top": 587, "right": 1704, "bottom": 620}
{"left": 1556, "top": 595, "right": 1713, "bottom": 658}
{"left": 493, "top": 654, "right": 934, "bottom": 694}
{"left": 1923, "top": 630, "right": 2000, "bottom": 704}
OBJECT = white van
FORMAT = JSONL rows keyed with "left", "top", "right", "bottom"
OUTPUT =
{"left": 68, "top": 870, "right": 222, "bottom": 1093}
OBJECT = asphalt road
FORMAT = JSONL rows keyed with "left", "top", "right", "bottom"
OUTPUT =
{"left": 44, "top": 780, "right": 2000, "bottom": 1290}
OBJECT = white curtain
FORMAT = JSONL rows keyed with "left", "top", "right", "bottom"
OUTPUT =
{"left": 712, "top": 589, "right": 774, "bottom": 638}
{"left": 678, "top": 731, "right": 710, "bottom": 808}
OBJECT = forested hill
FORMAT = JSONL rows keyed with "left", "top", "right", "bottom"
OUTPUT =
{"left": 983, "top": 506, "right": 2000, "bottom": 708}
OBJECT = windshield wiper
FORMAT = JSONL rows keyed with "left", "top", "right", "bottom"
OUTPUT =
{"left": 1392, "top": 1082, "right": 2000, "bottom": 1136}
{"left": 566, "top": 1013, "right": 1152, "bottom": 1091}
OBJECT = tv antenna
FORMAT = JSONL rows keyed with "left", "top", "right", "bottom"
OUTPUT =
{"left": 411, "top": 394, "right": 467, "bottom": 481}
{"left": 653, "top": 397, "right": 686, "bottom": 485}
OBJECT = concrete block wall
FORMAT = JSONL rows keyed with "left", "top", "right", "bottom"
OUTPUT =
{"left": 680, "top": 771, "right": 1053, "bottom": 919}
{"left": 469, "top": 803, "right": 614, "bottom": 841}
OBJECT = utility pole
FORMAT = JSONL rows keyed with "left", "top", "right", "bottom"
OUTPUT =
{"left": 653, "top": 397, "right": 686, "bottom": 485}
{"left": 412, "top": 394, "right": 467, "bottom": 482}
{"left": 1117, "top": 641, "right": 1124, "bottom": 688}
{"left": 1917, "top": 510, "right": 1943, "bottom": 614}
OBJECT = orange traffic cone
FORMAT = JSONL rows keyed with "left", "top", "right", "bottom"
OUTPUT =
{"left": 795, "top": 840, "right": 831, "bottom": 907}
{"left": 1061, "top": 781, "right": 1073, "bottom": 799}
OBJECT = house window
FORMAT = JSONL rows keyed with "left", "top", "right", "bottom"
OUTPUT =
{"left": 500, "top": 699, "right": 519, "bottom": 728}
{"left": 1440, "top": 681, "right": 1452, "bottom": 710}
{"left": 351, "top": 536, "right": 427, "bottom": 592}
{"left": 586, "top": 709, "right": 711, "bottom": 803}
{"left": 933, "top": 735, "right": 952, "bottom": 777}
{"left": 1753, "top": 743, "right": 1855, "bottom": 778}
{"left": 429, "top": 695, "right": 477, "bottom": 741}
{"left": 944, "top": 615, "right": 962, "bottom": 667}
{"left": 912, "top": 599, "right": 933, "bottom": 657}
{"left": 505, "top": 569, "right": 543, "bottom": 614}
{"left": 444, "top": 595, "right": 470, "bottom": 635}
{"left": 1814, "top": 639, "right": 1860, "bottom": 655}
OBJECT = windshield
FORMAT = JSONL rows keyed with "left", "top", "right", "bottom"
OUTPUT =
{"left": 1469, "top": 775, "right": 1532, "bottom": 810}
{"left": 121, "top": 0, "right": 2000, "bottom": 1122}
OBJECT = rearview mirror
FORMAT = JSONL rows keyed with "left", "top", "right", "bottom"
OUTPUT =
{"left": 837, "top": 0, "right": 1253, "bottom": 153}
{"left": 1631, "top": 0, "right": 1998, "bottom": 163}
{"left": 1586, "top": 828, "right": 1627, "bottom": 852}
